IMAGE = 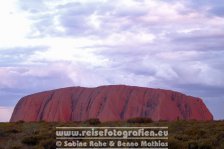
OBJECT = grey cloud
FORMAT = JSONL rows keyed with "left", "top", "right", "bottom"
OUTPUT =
{"left": 19, "top": 0, "right": 151, "bottom": 37}
{"left": 56, "top": 2, "right": 102, "bottom": 36}
{"left": 18, "top": 0, "right": 46, "bottom": 13}
{"left": 186, "top": 0, "right": 224, "bottom": 17}
{"left": 114, "top": 9, "right": 147, "bottom": 17}
{"left": 162, "top": 0, "right": 224, "bottom": 17}
{"left": 153, "top": 30, "right": 224, "bottom": 56}
{"left": 0, "top": 46, "right": 47, "bottom": 55}
{"left": 32, "top": 16, "right": 54, "bottom": 34}
{"left": 173, "top": 83, "right": 224, "bottom": 98}
{"left": 105, "top": 54, "right": 156, "bottom": 76}
{"left": 13, "top": 0, "right": 224, "bottom": 120}
{"left": 19, "top": 0, "right": 224, "bottom": 38}
{"left": 0, "top": 63, "right": 75, "bottom": 106}
{"left": 172, "top": 32, "right": 224, "bottom": 46}
{"left": 95, "top": 41, "right": 224, "bottom": 95}
{"left": 188, "top": 0, "right": 224, "bottom": 9}
{"left": 0, "top": 46, "right": 48, "bottom": 67}
{"left": 59, "top": 13, "right": 91, "bottom": 36}
{"left": 205, "top": 98, "right": 224, "bottom": 120}
{"left": 57, "top": 2, "right": 138, "bottom": 37}
{"left": 57, "top": 2, "right": 99, "bottom": 15}
{"left": 173, "top": 83, "right": 224, "bottom": 120}
{"left": 0, "top": 83, "right": 30, "bottom": 107}
{"left": 209, "top": 6, "right": 224, "bottom": 17}
{"left": 172, "top": 83, "right": 224, "bottom": 120}
{"left": 121, "top": 61, "right": 157, "bottom": 76}
{"left": 56, "top": 1, "right": 147, "bottom": 17}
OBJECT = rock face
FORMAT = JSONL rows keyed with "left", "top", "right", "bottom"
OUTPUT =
{"left": 10, "top": 85, "right": 213, "bottom": 122}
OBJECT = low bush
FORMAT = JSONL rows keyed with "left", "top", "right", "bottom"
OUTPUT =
{"left": 216, "top": 132, "right": 224, "bottom": 142}
{"left": 16, "top": 120, "right": 24, "bottom": 124}
{"left": 174, "top": 134, "right": 189, "bottom": 141}
{"left": 4, "top": 139, "right": 22, "bottom": 149}
{"left": 188, "top": 142, "right": 198, "bottom": 149}
{"left": 41, "top": 139, "right": 56, "bottom": 149}
{"left": 199, "top": 138, "right": 214, "bottom": 149}
{"left": 9, "top": 145, "right": 22, "bottom": 149}
{"left": 199, "top": 144, "right": 212, "bottom": 149}
{"left": 6, "top": 128, "right": 20, "bottom": 134}
{"left": 84, "top": 118, "right": 101, "bottom": 125}
{"left": 168, "top": 137, "right": 185, "bottom": 149}
{"left": 22, "top": 136, "right": 39, "bottom": 146}
{"left": 0, "top": 130, "right": 4, "bottom": 137}
{"left": 127, "top": 117, "right": 153, "bottom": 123}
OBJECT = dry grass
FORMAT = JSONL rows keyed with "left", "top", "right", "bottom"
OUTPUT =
{"left": 0, "top": 120, "right": 223, "bottom": 149}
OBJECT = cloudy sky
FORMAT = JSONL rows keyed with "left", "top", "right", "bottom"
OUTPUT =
{"left": 0, "top": 0, "right": 224, "bottom": 121}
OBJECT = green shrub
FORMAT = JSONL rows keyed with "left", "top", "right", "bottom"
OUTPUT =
{"left": 84, "top": 118, "right": 101, "bottom": 125}
{"left": 127, "top": 117, "right": 153, "bottom": 123}
{"left": 22, "top": 136, "right": 39, "bottom": 146}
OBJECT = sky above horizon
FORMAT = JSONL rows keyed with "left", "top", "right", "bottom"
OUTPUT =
{"left": 0, "top": 0, "right": 224, "bottom": 121}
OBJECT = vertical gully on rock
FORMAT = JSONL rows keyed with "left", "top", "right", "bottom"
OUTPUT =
{"left": 37, "top": 91, "right": 55, "bottom": 120}
{"left": 70, "top": 88, "right": 84, "bottom": 120}
{"left": 120, "top": 89, "right": 133, "bottom": 119}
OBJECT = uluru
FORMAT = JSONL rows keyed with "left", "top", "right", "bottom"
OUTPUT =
{"left": 10, "top": 85, "right": 213, "bottom": 122}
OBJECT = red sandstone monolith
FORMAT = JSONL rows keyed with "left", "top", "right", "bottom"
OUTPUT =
{"left": 10, "top": 85, "right": 213, "bottom": 122}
